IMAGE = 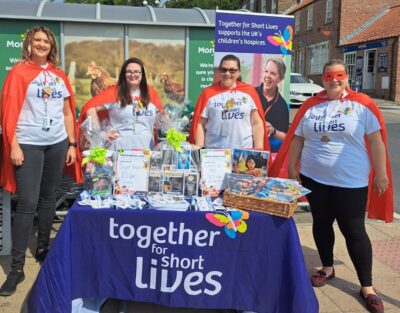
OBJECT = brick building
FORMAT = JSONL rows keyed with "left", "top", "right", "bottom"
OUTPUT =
{"left": 287, "top": 0, "right": 400, "bottom": 101}
{"left": 241, "top": 0, "right": 297, "bottom": 14}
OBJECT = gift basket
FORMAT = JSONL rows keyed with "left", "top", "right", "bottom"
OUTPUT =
{"left": 79, "top": 117, "right": 115, "bottom": 198}
{"left": 223, "top": 190, "right": 297, "bottom": 218}
{"left": 223, "top": 173, "right": 310, "bottom": 218}
{"left": 151, "top": 101, "right": 200, "bottom": 199}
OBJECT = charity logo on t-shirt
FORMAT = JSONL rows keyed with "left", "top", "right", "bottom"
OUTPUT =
{"left": 307, "top": 104, "right": 354, "bottom": 134}
{"left": 211, "top": 95, "right": 251, "bottom": 121}
{"left": 16, "top": 71, "right": 69, "bottom": 145}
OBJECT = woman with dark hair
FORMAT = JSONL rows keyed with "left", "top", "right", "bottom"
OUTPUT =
{"left": 270, "top": 59, "right": 393, "bottom": 313}
{"left": 79, "top": 57, "right": 163, "bottom": 150}
{"left": 189, "top": 54, "right": 269, "bottom": 150}
{"left": 0, "top": 25, "right": 81, "bottom": 296}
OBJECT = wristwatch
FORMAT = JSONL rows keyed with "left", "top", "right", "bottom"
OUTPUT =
{"left": 68, "top": 141, "right": 77, "bottom": 147}
{"left": 272, "top": 128, "right": 277, "bottom": 136}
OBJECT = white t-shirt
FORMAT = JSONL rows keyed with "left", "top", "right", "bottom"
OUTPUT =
{"left": 16, "top": 69, "right": 69, "bottom": 145}
{"left": 295, "top": 98, "right": 381, "bottom": 188}
{"left": 201, "top": 90, "right": 257, "bottom": 149}
{"left": 104, "top": 89, "right": 159, "bottom": 150}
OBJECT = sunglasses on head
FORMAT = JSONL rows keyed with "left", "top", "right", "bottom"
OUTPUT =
{"left": 219, "top": 68, "right": 239, "bottom": 74}
{"left": 323, "top": 70, "right": 347, "bottom": 82}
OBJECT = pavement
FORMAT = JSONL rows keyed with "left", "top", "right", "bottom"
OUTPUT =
{"left": 373, "top": 98, "right": 400, "bottom": 109}
{"left": 0, "top": 97, "right": 399, "bottom": 313}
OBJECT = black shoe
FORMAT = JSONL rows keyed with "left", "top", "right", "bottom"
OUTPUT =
{"left": 0, "top": 270, "right": 25, "bottom": 296}
{"left": 35, "top": 248, "right": 49, "bottom": 262}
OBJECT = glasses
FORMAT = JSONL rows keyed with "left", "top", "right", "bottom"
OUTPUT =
{"left": 219, "top": 68, "right": 239, "bottom": 74}
{"left": 126, "top": 70, "right": 142, "bottom": 76}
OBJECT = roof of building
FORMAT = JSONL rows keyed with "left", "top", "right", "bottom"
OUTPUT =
{"left": 341, "top": 5, "right": 400, "bottom": 46}
{"left": 286, "top": 0, "right": 315, "bottom": 15}
{"left": 0, "top": 0, "right": 216, "bottom": 26}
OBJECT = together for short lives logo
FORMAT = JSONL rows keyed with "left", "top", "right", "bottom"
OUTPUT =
{"left": 109, "top": 218, "right": 224, "bottom": 296}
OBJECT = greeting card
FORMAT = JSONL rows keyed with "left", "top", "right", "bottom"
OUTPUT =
{"left": 114, "top": 149, "right": 150, "bottom": 195}
{"left": 200, "top": 149, "right": 232, "bottom": 197}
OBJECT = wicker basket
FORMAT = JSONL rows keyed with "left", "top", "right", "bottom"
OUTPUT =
{"left": 223, "top": 190, "right": 297, "bottom": 218}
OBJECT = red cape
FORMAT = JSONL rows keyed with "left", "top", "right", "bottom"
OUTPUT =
{"left": 77, "top": 84, "right": 163, "bottom": 159}
{"left": 269, "top": 87, "right": 393, "bottom": 223}
{"left": 189, "top": 81, "right": 270, "bottom": 151}
{"left": 78, "top": 84, "right": 163, "bottom": 123}
{"left": 1, "top": 61, "right": 83, "bottom": 193}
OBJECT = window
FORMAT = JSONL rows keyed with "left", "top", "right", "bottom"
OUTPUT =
{"left": 271, "top": 0, "right": 277, "bottom": 14}
{"left": 250, "top": 0, "right": 255, "bottom": 11}
{"left": 261, "top": 0, "right": 267, "bottom": 12}
{"left": 128, "top": 25, "right": 185, "bottom": 105}
{"left": 298, "top": 50, "right": 304, "bottom": 74}
{"left": 307, "top": 6, "right": 313, "bottom": 30}
{"left": 325, "top": 0, "right": 333, "bottom": 24}
{"left": 307, "top": 41, "right": 329, "bottom": 75}
{"left": 64, "top": 23, "right": 124, "bottom": 108}
{"left": 292, "top": 50, "right": 296, "bottom": 72}
{"left": 344, "top": 52, "right": 356, "bottom": 89}
{"left": 295, "top": 13, "right": 300, "bottom": 34}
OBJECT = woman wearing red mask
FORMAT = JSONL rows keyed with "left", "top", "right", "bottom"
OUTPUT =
{"left": 270, "top": 59, "right": 392, "bottom": 313}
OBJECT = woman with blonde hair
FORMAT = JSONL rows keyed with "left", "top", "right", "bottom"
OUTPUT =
{"left": 0, "top": 25, "right": 81, "bottom": 296}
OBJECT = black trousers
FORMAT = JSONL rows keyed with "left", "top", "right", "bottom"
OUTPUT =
{"left": 300, "top": 174, "right": 373, "bottom": 287}
{"left": 12, "top": 139, "right": 68, "bottom": 270}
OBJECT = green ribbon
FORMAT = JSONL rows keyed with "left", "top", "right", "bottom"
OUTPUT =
{"left": 166, "top": 129, "right": 186, "bottom": 152}
{"left": 82, "top": 147, "right": 107, "bottom": 166}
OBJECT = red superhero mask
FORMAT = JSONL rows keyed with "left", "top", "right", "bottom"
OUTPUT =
{"left": 322, "top": 70, "right": 348, "bottom": 82}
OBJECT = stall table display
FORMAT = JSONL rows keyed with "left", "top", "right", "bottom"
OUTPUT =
{"left": 27, "top": 202, "right": 318, "bottom": 313}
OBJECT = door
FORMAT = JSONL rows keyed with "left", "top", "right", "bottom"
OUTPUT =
{"left": 363, "top": 49, "right": 376, "bottom": 89}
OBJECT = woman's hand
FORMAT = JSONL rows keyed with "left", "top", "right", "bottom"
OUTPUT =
{"left": 287, "top": 135, "right": 304, "bottom": 183}
{"left": 11, "top": 143, "right": 24, "bottom": 166}
{"left": 288, "top": 166, "right": 300, "bottom": 183}
{"left": 266, "top": 122, "right": 275, "bottom": 137}
{"left": 373, "top": 173, "right": 389, "bottom": 196}
{"left": 65, "top": 146, "right": 76, "bottom": 166}
{"left": 367, "top": 130, "right": 388, "bottom": 196}
{"left": 102, "top": 130, "right": 120, "bottom": 142}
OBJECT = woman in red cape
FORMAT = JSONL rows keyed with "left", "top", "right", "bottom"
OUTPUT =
{"left": 78, "top": 57, "right": 164, "bottom": 152}
{"left": 270, "top": 59, "right": 392, "bottom": 313}
{"left": 0, "top": 26, "right": 82, "bottom": 296}
{"left": 189, "top": 54, "right": 269, "bottom": 151}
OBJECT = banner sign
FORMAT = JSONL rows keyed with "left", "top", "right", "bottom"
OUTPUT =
{"left": 215, "top": 11, "right": 294, "bottom": 55}
{"left": 28, "top": 205, "right": 318, "bottom": 313}
{"left": 378, "top": 53, "right": 388, "bottom": 73}
{"left": 187, "top": 28, "right": 215, "bottom": 111}
{"left": 340, "top": 39, "right": 388, "bottom": 53}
